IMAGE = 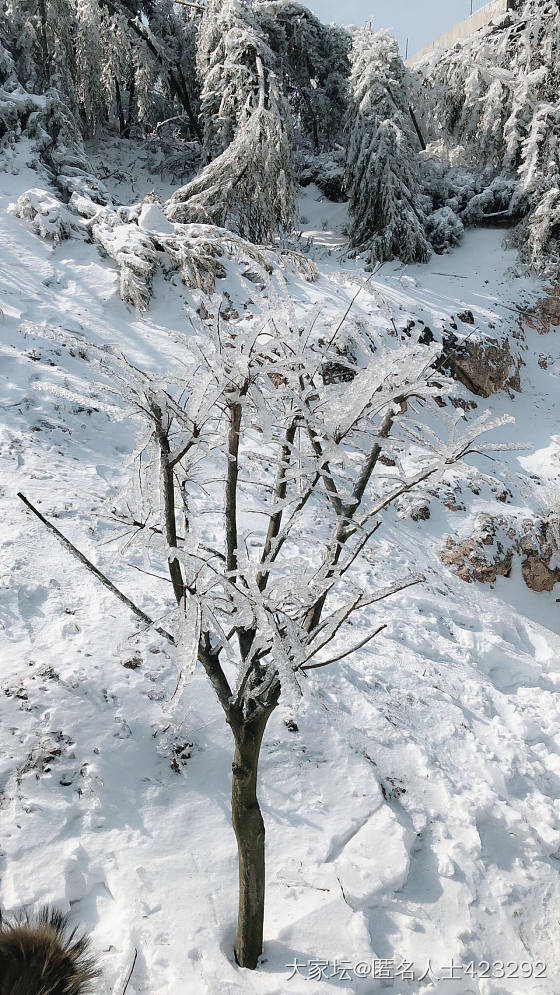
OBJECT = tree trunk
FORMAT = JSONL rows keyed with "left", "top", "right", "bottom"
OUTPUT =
{"left": 152, "top": 404, "right": 185, "bottom": 606}
{"left": 115, "top": 77, "right": 126, "bottom": 137}
{"left": 229, "top": 706, "right": 275, "bottom": 969}
{"left": 124, "top": 68, "right": 136, "bottom": 138}
{"left": 37, "top": 0, "right": 49, "bottom": 89}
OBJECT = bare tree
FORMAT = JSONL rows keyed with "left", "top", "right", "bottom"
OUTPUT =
{"left": 20, "top": 303, "right": 513, "bottom": 969}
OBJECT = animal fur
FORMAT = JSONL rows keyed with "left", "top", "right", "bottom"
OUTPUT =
{"left": 0, "top": 906, "right": 97, "bottom": 995}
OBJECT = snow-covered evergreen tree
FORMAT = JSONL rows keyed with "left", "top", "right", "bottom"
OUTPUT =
{"left": 4, "top": 0, "right": 45, "bottom": 90}
{"left": 259, "top": 2, "right": 351, "bottom": 150}
{"left": 345, "top": 27, "right": 431, "bottom": 264}
{"left": 416, "top": 0, "right": 560, "bottom": 272}
{"left": 166, "top": 58, "right": 295, "bottom": 241}
{"left": 48, "top": 0, "right": 77, "bottom": 108}
{"left": 75, "top": 0, "right": 138, "bottom": 134}
{"left": 168, "top": 0, "right": 295, "bottom": 240}
{"left": 3, "top": 0, "right": 202, "bottom": 140}
{"left": 74, "top": 0, "right": 105, "bottom": 130}
{"left": 5, "top": 0, "right": 77, "bottom": 102}
{"left": 137, "top": 0, "right": 201, "bottom": 138}
{"left": 0, "top": 7, "right": 14, "bottom": 81}
{"left": 197, "top": 0, "right": 275, "bottom": 160}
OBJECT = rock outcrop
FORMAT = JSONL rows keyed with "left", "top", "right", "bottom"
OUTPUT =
{"left": 442, "top": 335, "right": 522, "bottom": 398}
{"left": 523, "top": 284, "right": 560, "bottom": 335}
{"left": 441, "top": 513, "right": 560, "bottom": 591}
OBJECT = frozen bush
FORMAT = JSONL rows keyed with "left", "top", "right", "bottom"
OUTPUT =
{"left": 426, "top": 206, "right": 464, "bottom": 254}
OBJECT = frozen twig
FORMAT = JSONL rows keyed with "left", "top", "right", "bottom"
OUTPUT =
{"left": 300, "top": 624, "right": 387, "bottom": 671}
{"left": 17, "top": 493, "right": 175, "bottom": 644}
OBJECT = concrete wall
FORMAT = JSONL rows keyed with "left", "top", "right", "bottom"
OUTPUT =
{"left": 406, "top": 0, "right": 510, "bottom": 67}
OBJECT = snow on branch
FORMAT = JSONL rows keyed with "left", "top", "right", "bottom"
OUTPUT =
{"left": 416, "top": 0, "right": 560, "bottom": 274}
{"left": 165, "top": 83, "right": 296, "bottom": 242}
{"left": 12, "top": 189, "right": 316, "bottom": 310}
{"left": 345, "top": 28, "right": 432, "bottom": 265}
{"left": 22, "top": 298, "right": 518, "bottom": 722}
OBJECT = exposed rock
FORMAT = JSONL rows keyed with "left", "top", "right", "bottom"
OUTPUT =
{"left": 319, "top": 337, "right": 357, "bottom": 384}
{"left": 443, "top": 496, "right": 465, "bottom": 512}
{"left": 523, "top": 284, "right": 560, "bottom": 335}
{"left": 411, "top": 503, "right": 431, "bottom": 522}
{"left": 520, "top": 514, "right": 560, "bottom": 591}
{"left": 441, "top": 513, "right": 560, "bottom": 591}
{"left": 441, "top": 515, "right": 513, "bottom": 584}
{"left": 442, "top": 335, "right": 522, "bottom": 398}
{"left": 320, "top": 360, "right": 356, "bottom": 384}
{"left": 449, "top": 396, "right": 478, "bottom": 411}
{"left": 418, "top": 325, "right": 434, "bottom": 345}
{"left": 521, "top": 554, "right": 560, "bottom": 593}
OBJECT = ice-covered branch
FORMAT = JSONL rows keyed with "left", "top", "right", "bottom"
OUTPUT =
{"left": 18, "top": 493, "right": 175, "bottom": 644}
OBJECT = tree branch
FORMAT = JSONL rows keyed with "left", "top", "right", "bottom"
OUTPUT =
{"left": 121, "top": 948, "right": 138, "bottom": 995}
{"left": 256, "top": 419, "right": 297, "bottom": 592}
{"left": 254, "top": 470, "right": 322, "bottom": 586}
{"left": 357, "top": 462, "right": 442, "bottom": 529}
{"left": 226, "top": 400, "right": 243, "bottom": 578}
{"left": 198, "top": 637, "right": 233, "bottom": 714}
{"left": 152, "top": 402, "right": 186, "bottom": 606}
{"left": 17, "top": 493, "right": 175, "bottom": 644}
{"left": 344, "top": 405, "right": 397, "bottom": 516}
{"left": 303, "top": 520, "right": 346, "bottom": 634}
{"left": 304, "top": 573, "right": 424, "bottom": 659}
{"left": 302, "top": 590, "right": 362, "bottom": 662}
{"left": 300, "top": 624, "right": 387, "bottom": 671}
{"left": 168, "top": 427, "right": 199, "bottom": 469}
{"left": 306, "top": 425, "right": 343, "bottom": 516}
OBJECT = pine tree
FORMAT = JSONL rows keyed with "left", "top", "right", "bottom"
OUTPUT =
{"left": 137, "top": 0, "right": 201, "bottom": 137}
{"left": 197, "top": 0, "right": 275, "bottom": 160}
{"left": 74, "top": 0, "right": 105, "bottom": 131}
{"left": 416, "top": 0, "right": 560, "bottom": 272}
{"left": 259, "top": 2, "right": 351, "bottom": 150}
{"left": 169, "top": 0, "right": 295, "bottom": 241}
{"left": 166, "top": 59, "right": 295, "bottom": 241}
{"left": 5, "top": 0, "right": 76, "bottom": 97}
{"left": 345, "top": 27, "right": 431, "bottom": 264}
{"left": 0, "top": 9, "right": 14, "bottom": 82}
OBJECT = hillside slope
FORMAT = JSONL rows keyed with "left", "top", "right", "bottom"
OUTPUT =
{"left": 1, "top": 146, "right": 560, "bottom": 995}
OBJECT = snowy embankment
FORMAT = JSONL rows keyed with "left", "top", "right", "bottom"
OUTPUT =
{"left": 1, "top": 152, "right": 560, "bottom": 995}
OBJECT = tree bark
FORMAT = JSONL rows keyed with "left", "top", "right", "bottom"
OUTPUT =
{"left": 152, "top": 404, "right": 185, "bottom": 606}
{"left": 229, "top": 705, "right": 276, "bottom": 969}
{"left": 115, "top": 77, "right": 126, "bottom": 136}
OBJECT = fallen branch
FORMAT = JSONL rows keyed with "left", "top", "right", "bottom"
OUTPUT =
{"left": 154, "top": 114, "right": 187, "bottom": 133}
{"left": 122, "top": 948, "right": 138, "bottom": 995}
{"left": 17, "top": 493, "right": 175, "bottom": 644}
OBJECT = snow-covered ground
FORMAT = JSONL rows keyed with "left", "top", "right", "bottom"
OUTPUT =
{"left": 1, "top": 147, "right": 560, "bottom": 995}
